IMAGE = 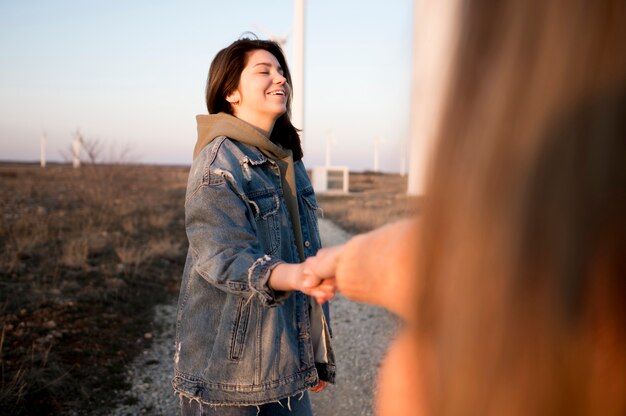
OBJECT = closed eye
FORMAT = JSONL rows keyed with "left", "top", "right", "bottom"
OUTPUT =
{"left": 253, "top": 62, "right": 282, "bottom": 76}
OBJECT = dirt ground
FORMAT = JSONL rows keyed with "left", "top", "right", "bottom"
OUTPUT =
{"left": 0, "top": 163, "right": 414, "bottom": 415}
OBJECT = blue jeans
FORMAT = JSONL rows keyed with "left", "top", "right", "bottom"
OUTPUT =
{"left": 180, "top": 391, "right": 313, "bottom": 416}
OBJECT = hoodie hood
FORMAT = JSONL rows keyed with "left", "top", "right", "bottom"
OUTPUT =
{"left": 194, "top": 113, "right": 290, "bottom": 161}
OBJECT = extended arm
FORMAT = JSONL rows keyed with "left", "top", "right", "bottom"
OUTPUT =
{"left": 187, "top": 177, "right": 333, "bottom": 305}
{"left": 304, "top": 218, "right": 420, "bottom": 320}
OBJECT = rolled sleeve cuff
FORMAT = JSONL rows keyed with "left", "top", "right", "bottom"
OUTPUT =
{"left": 247, "top": 255, "right": 290, "bottom": 306}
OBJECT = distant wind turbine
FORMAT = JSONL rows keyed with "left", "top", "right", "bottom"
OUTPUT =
{"left": 400, "top": 133, "right": 408, "bottom": 176}
{"left": 40, "top": 131, "right": 47, "bottom": 168}
{"left": 373, "top": 136, "right": 386, "bottom": 172}
{"left": 73, "top": 130, "right": 82, "bottom": 168}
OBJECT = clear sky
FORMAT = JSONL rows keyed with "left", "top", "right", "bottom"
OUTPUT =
{"left": 0, "top": 0, "right": 413, "bottom": 172}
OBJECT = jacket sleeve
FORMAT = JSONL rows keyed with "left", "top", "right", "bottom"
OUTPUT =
{"left": 185, "top": 174, "right": 290, "bottom": 307}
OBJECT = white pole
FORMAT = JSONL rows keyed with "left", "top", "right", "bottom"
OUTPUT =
{"left": 292, "top": 0, "right": 305, "bottom": 156}
{"left": 374, "top": 137, "right": 379, "bottom": 172}
{"left": 407, "top": 0, "right": 460, "bottom": 195}
{"left": 373, "top": 136, "right": 384, "bottom": 172}
{"left": 72, "top": 131, "right": 81, "bottom": 168}
{"left": 400, "top": 142, "right": 406, "bottom": 177}
{"left": 40, "top": 132, "right": 47, "bottom": 168}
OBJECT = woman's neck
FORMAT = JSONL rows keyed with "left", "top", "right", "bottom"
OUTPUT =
{"left": 233, "top": 110, "right": 275, "bottom": 137}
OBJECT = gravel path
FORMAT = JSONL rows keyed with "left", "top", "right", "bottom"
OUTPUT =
{"left": 110, "top": 219, "right": 399, "bottom": 416}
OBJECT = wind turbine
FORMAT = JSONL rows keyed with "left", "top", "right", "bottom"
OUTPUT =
{"left": 407, "top": 0, "right": 461, "bottom": 194}
{"left": 292, "top": 0, "right": 306, "bottom": 156}
{"left": 40, "top": 131, "right": 47, "bottom": 168}
{"left": 72, "top": 129, "right": 82, "bottom": 168}
{"left": 400, "top": 147, "right": 406, "bottom": 177}
{"left": 373, "top": 136, "right": 386, "bottom": 172}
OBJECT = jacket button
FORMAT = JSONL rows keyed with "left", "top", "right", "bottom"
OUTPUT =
{"left": 304, "top": 241, "right": 310, "bottom": 248}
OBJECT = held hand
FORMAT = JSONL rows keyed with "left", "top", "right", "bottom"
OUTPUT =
{"left": 303, "top": 245, "right": 344, "bottom": 282}
{"left": 268, "top": 262, "right": 336, "bottom": 304}
{"left": 297, "top": 245, "right": 343, "bottom": 304}
{"left": 299, "top": 245, "right": 344, "bottom": 304}
{"left": 300, "top": 272, "right": 336, "bottom": 305}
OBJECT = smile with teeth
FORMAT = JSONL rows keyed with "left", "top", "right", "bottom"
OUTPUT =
{"left": 268, "top": 90, "right": 285, "bottom": 96}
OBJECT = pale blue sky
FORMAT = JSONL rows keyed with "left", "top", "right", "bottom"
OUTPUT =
{"left": 0, "top": 0, "right": 413, "bottom": 171}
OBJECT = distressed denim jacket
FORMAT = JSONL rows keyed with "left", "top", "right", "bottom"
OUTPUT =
{"left": 172, "top": 136, "right": 336, "bottom": 406}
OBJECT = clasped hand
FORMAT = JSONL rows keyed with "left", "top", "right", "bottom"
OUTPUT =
{"left": 299, "top": 246, "right": 343, "bottom": 304}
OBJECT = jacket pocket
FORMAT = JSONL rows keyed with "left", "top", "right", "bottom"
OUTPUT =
{"left": 247, "top": 189, "right": 281, "bottom": 255}
{"left": 230, "top": 297, "right": 252, "bottom": 361}
{"left": 300, "top": 187, "right": 322, "bottom": 251}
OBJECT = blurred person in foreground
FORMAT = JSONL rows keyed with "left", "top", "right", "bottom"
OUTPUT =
{"left": 304, "top": 0, "right": 626, "bottom": 414}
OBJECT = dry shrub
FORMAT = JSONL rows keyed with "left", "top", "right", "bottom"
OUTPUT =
{"left": 114, "top": 241, "right": 147, "bottom": 266}
{"left": 145, "top": 238, "right": 181, "bottom": 260}
{"left": 0, "top": 366, "right": 27, "bottom": 412}
{"left": 147, "top": 210, "right": 174, "bottom": 229}
{"left": 0, "top": 320, "right": 60, "bottom": 412}
{"left": 61, "top": 237, "right": 90, "bottom": 268}
{"left": 112, "top": 199, "right": 135, "bottom": 217}
{"left": 0, "top": 326, "right": 27, "bottom": 408}
{"left": 9, "top": 213, "right": 50, "bottom": 254}
{"left": 86, "top": 231, "right": 110, "bottom": 254}
{"left": 62, "top": 165, "right": 131, "bottom": 231}
{"left": 2, "top": 212, "right": 51, "bottom": 273}
{"left": 0, "top": 247, "right": 19, "bottom": 275}
{"left": 121, "top": 216, "right": 139, "bottom": 234}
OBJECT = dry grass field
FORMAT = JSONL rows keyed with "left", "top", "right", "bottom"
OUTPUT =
{"left": 0, "top": 163, "right": 188, "bottom": 415}
{"left": 0, "top": 164, "right": 416, "bottom": 415}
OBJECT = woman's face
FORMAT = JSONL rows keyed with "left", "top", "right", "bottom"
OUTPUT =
{"left": 227, "top": 49, "right": 289, "bottom": 132}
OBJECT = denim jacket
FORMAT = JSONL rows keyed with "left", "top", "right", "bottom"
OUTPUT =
{"left": 172, "top": 136, "right": 336, "bottom": 406}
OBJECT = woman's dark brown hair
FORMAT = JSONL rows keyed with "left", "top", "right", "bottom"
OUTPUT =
{"left": 206, "top": 36, "right": 303, "bottom": 160}
{"left": 418, "top": 1, "right": 626, "bottom": 414}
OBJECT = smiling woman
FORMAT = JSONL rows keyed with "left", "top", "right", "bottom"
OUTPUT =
{"left": 226, "top": 50, "right": 290, "bottom": 134}
{"left": 203, "top": 38, "right": 303, "bottom": 161}
{"left": 172, "top": 37, "right": 336, "bottom": 416}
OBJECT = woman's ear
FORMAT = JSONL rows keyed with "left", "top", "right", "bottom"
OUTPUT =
{"left": 226, "top": 90, "right": 241, "bottom": 105}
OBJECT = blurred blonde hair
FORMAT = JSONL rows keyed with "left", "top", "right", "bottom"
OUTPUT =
{"left": 418, "top": 1, "right": 626, "bottom": 414}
